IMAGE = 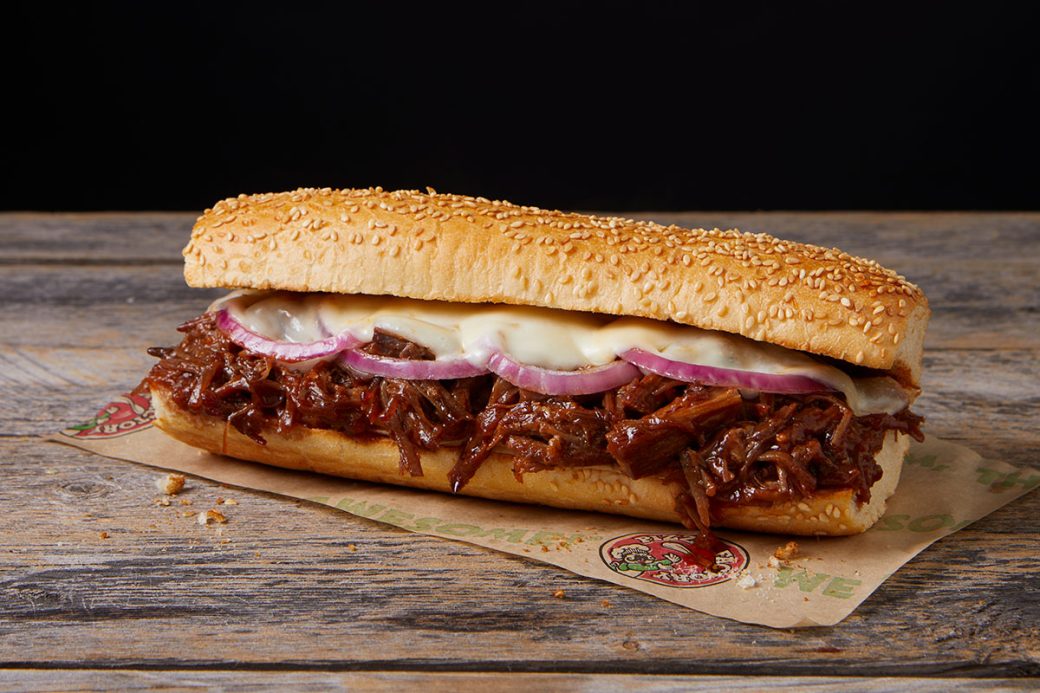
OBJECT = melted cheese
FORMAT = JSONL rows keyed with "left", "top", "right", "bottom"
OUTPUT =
{"left": 213, "top": 291, "right": 908, "bottom": 416}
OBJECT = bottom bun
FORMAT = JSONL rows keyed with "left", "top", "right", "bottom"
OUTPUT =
{"left": 151, "top": 386, "right": 908, "bottom": 536}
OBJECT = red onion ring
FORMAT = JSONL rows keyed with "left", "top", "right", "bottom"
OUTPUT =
{"left": 216, "top": 309, "right": 361, "bottom": 362}
{"left": 338, "top": 349, "right": 489, "bottom": 380}
{"left": 486, "top": 350, "right": 640, "bottom": 395}
{"left": 620, "top": 348, "right": 830, "bottom": 394}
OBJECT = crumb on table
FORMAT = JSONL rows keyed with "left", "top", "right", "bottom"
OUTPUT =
{"left": 736, "top": 572, "right": 757, "bottom": 589}
{"left": 156, "top": 473, "right": 185, "bottom": 496}
{"left": 197, "top": 509, "right": 227, "bottom": 525}
{"left": 774, "top": 541, "right": 800, "bottom": 561}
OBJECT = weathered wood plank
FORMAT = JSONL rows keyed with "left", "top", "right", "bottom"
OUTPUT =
{"left": 0, "top": 670, "right": 1034, "bottom": 692}
{"left": 0, "top": 436, "right": 1036, "bottom": 675}
{"left": 0, "top": 212, "right": 1037, "bottom": 679}
{"left": 0, "top": 213, "right": 191, "bottom": 264}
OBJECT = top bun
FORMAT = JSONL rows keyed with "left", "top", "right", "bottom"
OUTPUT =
{"left": 183, "top": 187, "right": 929, "bottom": 387}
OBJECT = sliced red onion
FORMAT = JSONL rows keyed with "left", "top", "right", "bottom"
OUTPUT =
{"left": 338, "top": 349, "right": 489, "bottom": 380}
{"left": 487, "top": 350, "right": 640, "bottom": 395}
{"left": 216, "top": 308, "right": 361, "bottom": 362}
{"left": 620, "top": 348, "right": 830, "bottom": 394}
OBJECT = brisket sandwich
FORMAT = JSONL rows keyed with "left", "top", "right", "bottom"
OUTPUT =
{"left": 146, "top": 187, "right": 927, "bottom": 537}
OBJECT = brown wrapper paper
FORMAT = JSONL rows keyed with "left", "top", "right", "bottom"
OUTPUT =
{"left": 49, "top": 391, "right": 1038, "bottom": 628}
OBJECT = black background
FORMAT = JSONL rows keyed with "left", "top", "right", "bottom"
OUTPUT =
{"left": 4, "top": 2, "right": 1037, "bottom": 211}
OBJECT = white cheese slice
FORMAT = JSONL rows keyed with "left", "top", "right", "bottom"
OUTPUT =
{"left": 214, "top": 291, "right": 908, "bottom": 416}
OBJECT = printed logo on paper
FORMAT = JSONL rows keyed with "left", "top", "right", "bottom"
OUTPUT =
{"left": 63, "top": 391, "right": 155, "bottom": 439}
{"left": 600, "top": 533, "right": 749, "bottom": 588}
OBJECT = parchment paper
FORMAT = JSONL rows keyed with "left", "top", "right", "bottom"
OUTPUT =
{"left": 49, "top": 391, "right": 1038, "bottom": 628}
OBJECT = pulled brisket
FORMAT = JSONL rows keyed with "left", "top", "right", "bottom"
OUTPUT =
{"left": 147, "top": 314, "right": 923, "bottom": 531}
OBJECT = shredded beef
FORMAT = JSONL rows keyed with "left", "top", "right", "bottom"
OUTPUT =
{"left": 146, "top": 314, "right": 924, "bottom": 530}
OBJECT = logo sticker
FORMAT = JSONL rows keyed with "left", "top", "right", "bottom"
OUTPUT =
{"left": 63, "top": 391, "right": 155, "bottom": 439}
{"left": 600, "top": 532, "right": 750, "bottom": 588}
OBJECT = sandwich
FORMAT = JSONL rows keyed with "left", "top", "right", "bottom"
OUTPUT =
{"left": 145, "top": 187, "right": 926, "bottom": 538}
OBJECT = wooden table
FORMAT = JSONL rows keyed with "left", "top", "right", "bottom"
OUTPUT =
{"left": 1, "top": 212, "right": 1037, "bottom": 690}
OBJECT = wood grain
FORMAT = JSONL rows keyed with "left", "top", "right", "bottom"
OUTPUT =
{"left": 0, "top": 671, "right": 1036, "bottom": 692}
{"left": 0, "top": 212, "right": 1037, "bottom": 685}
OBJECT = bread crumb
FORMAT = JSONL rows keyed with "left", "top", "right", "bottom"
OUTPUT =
{"left": 197, "top": 509, "right": 227, "bottom": 525}
{"left": 601, "top": 599, "right": 612, "bottom": 608}
{"left": 179, "top": 499, "right": 193, "bottom": 506}
{"left": 223, "top": 498, "right": 238, "bottom": 505}
{"left": 153, "top": 496, "right": 171, "bottom": 507}
{"left": 774, "top": 541, "right": 800, "bottom": 561}
{"left": 622, "top": 640, "right": 640, "bottom": 651}
{"left": 98, "top": 531, "right": 109, "bottom": 540}
{"left": 181, "top": 511, "right": 194, "bottom": 518}
{"left": 736, "top": 573, "right": 757, "bottom": 590}
{"left": 347, "top": 544, "right": 357, "bottom": 552}
{"left": 215, "top": 497, "right": 224, "bottom": 505}
{"left": 552, "top": 589, "right": 565, "bottom": 599}
{"left": 156, "top": 474, "right": 185, "bottom": 495}
{"left": 767, "top": 555, "right": 782, "bottom": 569}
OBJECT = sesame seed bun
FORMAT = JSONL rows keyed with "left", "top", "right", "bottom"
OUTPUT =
{"left": 183, "top": 187, "right": 928, "bottom": 387}
{"left": 150, "top": 385, "right": 908, "bottom": 536}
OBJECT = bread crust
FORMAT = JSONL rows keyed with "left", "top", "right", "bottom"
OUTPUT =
{"left": 151, "top": 386, "right": 909, "bottom": 536}
{"left": 183, "top": 188, "right": 928, "bottom": 387}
